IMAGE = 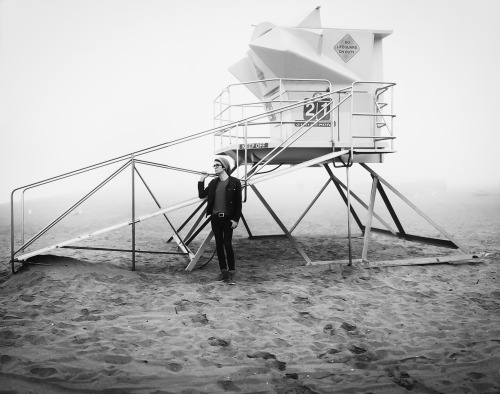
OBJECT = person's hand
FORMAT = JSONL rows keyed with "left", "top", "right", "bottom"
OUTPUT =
{"left": 199, "top": 172, "right": 209, "bottom": 182}
{"left": 231, "top": 220, "right": 238, "bottom": 229}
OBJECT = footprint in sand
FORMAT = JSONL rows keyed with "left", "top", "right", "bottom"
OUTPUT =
{"left": 388, "top": 369, "right": 415, "bottom": 390}
{"left": 293, "top": 311, "right": 319, "bottom": 327}
{"left": 166, "top": 362, "right": 183, "bottom": 372}
{"left": 317, "top": 348, "right": 351, "bottom": 364}
{"left": 19, "top": 294, "right": 35, "bottom": 302}
{"left": 208, "top": 337, "right": 230, "bottom": 347}
{"left": 30, "top": 367, "right": 58, "bottom": 378}
{"left": 347, "top": 345, "right": 378, "bottom": 367}
{"left": 190, "top": 313, "right": 209, "bottom": 325}
{"left": 174, "top": 299, "right": 207, "bottom": 312}
{"left": 1, "top": 355, "right": 14, "bottom": 365}
{"left": 0, "top": 330, "right": 20, "bottom": 342}
{"left": 247, "top": 351, "right": 276, "bottom": 360}
{"left": 293, "top": 296, "right": 311, "bottom": 305}
{"left": 467, "top": 372, "right": 486, "bottom": 379}
{"left": 217, "top": 379, "right": 241, "bottom": 391}
{"left": 272, "top": 338, "right": 292, "bottom": 347}
{"left": 323, "top": 323, "right": 336, "bottom": 336}
{"left": 103, "top": 354, "right": 132, "bottom": 365}
{"left": 103, "top": 314, "right": 119, "bottom": 321}
{"left": 247, "top": 351, "right": 287, "bottom": 371}
{"left": 340, "top": 321, "right": 360, "bottom": 335}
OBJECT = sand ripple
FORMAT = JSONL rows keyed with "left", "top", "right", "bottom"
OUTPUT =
{"left": 1, "top": 241, "right": 499, "bottom": 393}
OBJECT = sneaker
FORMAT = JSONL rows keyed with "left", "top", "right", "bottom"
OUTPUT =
{"left": 227, "top": 271, "right": 236, "bottom": 285}
{"left": 216, "top": 270, "right": 229, "bottom": 282}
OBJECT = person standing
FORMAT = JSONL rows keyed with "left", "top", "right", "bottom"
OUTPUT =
{"left": 198, "top": 156, "right": 242, "bottom": 285}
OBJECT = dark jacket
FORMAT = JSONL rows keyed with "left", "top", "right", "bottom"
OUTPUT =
{"left": 198, "top": 176, "right": 242, "bottom": 222}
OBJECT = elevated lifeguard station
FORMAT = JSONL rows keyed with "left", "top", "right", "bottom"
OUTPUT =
{"left": 216, "top": 7, "right": 394, "bottom": 166}
{"left": 183, "top": 7, "right": 472, "bottom": 269}
{"left": 9, "top": 8, "right": 475, "bottom": 274}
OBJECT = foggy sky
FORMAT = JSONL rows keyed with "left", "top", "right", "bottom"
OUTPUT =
{"left": 1, "top": 0, "right": 500, "bottom": 205}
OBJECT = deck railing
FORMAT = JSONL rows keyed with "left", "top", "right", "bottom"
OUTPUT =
{"left": 11, "top": 80, "right": 395, "bottom": 273}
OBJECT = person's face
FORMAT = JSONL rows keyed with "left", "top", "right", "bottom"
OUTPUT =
{"left": 213, "top": 161, "right": 225, "bottom": 175}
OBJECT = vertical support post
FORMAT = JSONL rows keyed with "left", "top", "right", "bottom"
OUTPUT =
{"left": 228, "top": 86, "right": 232, "bottom": 145}
{"left": 244, "top": 121, "right": 248, "bottom": 202}
{"left": 131, "top": 155, "right": 136, "bottom": 271}
{"left": 362, "top": 177, "right": 378, "bottom": 260}
{"left": 346, "top": 165, "right": 353, "bottom": 266}
{"left": 349, "top": 84, "right": 355, "bottom": 165}
{"left": 391, "top": 86, "right": 394, "bottom": 151}
{"left": 324, "top": 164, "right": 365, "bottom": 233}
{"left": 329, "top": 84, "right": 334, "bottom": 152}
{"left": 21, "top": 189, "right": 25, "bottom": 253}
{"left": 279, "top": 79, "right": 283, "bottom": 139}
{"left": 10, "top": 191, "right": 16, "bottom": 273}
{"left": 236, "top": 127, "right": 240, "bottom": 179}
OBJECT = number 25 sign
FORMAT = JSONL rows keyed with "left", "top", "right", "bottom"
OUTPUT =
{"left": 303, "top": 98, "right": 332, "bottom": 121}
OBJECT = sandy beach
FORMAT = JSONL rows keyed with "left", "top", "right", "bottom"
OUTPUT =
{"left": 3, "top": 0, "right": 500, "bottom": 392}
{"left": 1, "top": 229, "right": 499, "bottom": 393}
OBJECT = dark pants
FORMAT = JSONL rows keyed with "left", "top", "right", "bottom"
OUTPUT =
{"left": 211, "top": 214, "right": 235, "bottom": 271}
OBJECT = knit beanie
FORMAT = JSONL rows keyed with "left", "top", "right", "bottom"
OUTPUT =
{"left": 215, "top": 156, "right": 231, "bottom": 172}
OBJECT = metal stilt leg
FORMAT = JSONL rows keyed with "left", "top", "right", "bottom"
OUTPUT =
{"left": 346, "top": 165, "right": 353, "bottom": 266}
{"left": 362, "top": 177, "right": 378, "bottom": 260}
{"left": 131, "top": 156, "right": 136, "bottom": 271}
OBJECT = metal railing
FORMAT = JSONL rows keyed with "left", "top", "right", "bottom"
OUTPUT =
{"left": 213, "top": 79, "right": 396, "bottom": 170}
{"left": 10, "top": 109, "right": 299, "bottom": 272}
{"left": 212, "top": 80, "right": 396, "bottom": 264}
{"left": 10, "top": 79, "right": 396, "bottom": 273}
{"left": 349, "top": 81, "right": 396, "bottom": 156}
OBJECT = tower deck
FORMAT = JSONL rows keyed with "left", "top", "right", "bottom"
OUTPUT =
{"left": 212, "top": 79, "right": 396, "bottom": 167}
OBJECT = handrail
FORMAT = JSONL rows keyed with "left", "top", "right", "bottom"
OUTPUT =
{"left": 14, "top": 159, "right": 132, "bottom": 256}
{"left": 222, "top": 77, "right": 332, "bottom": 91}
{"left": 11, "top": 79, "right": 396, "bottom": 271}
{"left": 12, "top": 88, "right": 342, "bottom": 197}
{"left": 10, "top": 86, "right": 352, "bottom": 267}
{"left": 214, "top": 89, "right": 347, "bottom": 147}
{"left": 214, "top": 80, "right": 396, "bottom": 176}
{"left": 347, "top": 81, "right": 396, "bottom": 163}
{"left": 214, "top": 77, "right": 335, "bottom": 126}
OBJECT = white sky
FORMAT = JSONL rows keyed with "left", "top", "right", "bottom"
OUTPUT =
{"left": 1, "top": 0, "right": 500, "bottom": 205}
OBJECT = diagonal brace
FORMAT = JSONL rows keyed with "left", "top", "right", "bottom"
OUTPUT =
{"left": 250, "top": 184, "right": 311, "bottom": 265}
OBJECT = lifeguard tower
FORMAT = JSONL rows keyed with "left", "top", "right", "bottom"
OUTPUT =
{"left": 216, "top": 7, "right": 394, "bottom": 166}
{"left": 9, "top": 8, "right": 474, "bottom": 274}
{"left": 184, "top": 7, "right": 472, "bottom": 269}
